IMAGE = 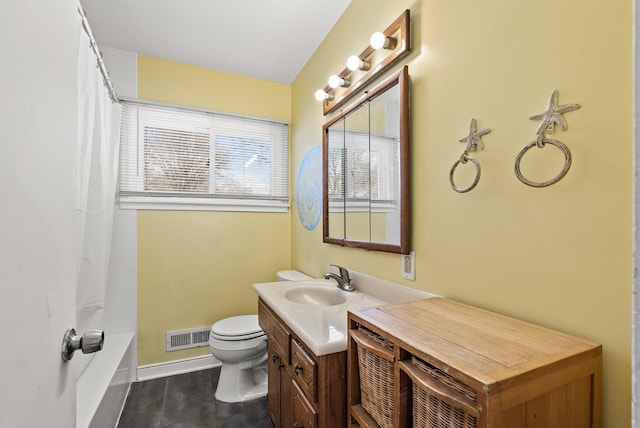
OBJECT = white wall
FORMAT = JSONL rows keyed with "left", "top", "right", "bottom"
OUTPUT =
{"left": 104, "top": 208, "right": 137, "bottom": 336}
{"left": 100, "top": 47, "right": 137, "bottom": 99}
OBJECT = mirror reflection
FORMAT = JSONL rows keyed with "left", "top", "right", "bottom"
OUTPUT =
{"left": 323, "top": 66, "right": 409, "bottom": 254}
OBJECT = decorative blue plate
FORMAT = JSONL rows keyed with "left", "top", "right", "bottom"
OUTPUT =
{"left": 297, "top": 146, "right": 322, "bottom": 231}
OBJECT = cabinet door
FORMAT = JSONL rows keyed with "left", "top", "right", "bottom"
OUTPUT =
{"left": 293, "top": 379, "right": 317, "bottom": 428}
{"left": 281, "top": 365, "right": 294, "bottom": 428}
{"left": 268, "top": 338, "right": 295, "bottom": 428}
{"left": 267, "top": 340, "right": 282, "bottom": 428}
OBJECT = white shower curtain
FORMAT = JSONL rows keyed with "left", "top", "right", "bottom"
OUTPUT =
{"left": 75, "top": 21, "right": 122, "bottom": 375}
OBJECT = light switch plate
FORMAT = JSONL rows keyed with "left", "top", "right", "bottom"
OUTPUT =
{"left": 401, "top": 251, "right": 415, "bottom": 280}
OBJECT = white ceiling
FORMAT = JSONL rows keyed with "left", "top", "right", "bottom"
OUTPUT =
{"left": 79, "top": 0, "right": 351, "bottom": 85}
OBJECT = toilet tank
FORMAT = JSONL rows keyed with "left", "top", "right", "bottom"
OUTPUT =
{"left": 277, "top": 270, "right": 312, "bottom": 281}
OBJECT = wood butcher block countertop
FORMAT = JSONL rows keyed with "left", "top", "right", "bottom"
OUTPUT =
{"left": 348, "top": 297, "right": 602, "bottom": 392}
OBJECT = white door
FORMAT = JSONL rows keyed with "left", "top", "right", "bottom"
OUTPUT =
{"left": 0, "top": 1, "right": 83, "bottom": 426}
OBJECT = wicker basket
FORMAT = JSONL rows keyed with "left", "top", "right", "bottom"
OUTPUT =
{"left": 410, "top": 356, "right": 478, "bottom": 428}
{"left": 354, "top": 326, "right": 395, "bottom": 428}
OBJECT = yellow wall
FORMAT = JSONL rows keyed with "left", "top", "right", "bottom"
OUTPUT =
{"left": 291, "top": 1, "right": 631, "bottom": 426}
{"left": 138, "top": 55, "right": 291, "bottom": 121}
{"left": 137, "top": 56, "right": 292, "bottom": 364}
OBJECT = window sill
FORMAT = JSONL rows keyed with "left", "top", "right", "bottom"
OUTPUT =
{"left": 119, "top": 195, "right": 289, "bottom": 213}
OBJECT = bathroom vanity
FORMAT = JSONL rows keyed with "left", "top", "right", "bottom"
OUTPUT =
{"left": 259, "top": 299, "right": 346, "bottom": 428}
{"left": 254, "top": 273, "right": 433, "bottom": 428}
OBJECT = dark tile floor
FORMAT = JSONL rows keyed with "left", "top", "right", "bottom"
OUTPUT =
{"left": 117, "top": 368, "right": 269, "bottom": 428}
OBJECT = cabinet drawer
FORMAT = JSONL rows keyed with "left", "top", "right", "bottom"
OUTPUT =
{"left": 259, "top": 299, "right": 291, "bottom": 363}
{"left": 292, "top": 339, "right": 317, "bottom": 402}
{"left": 293, "top": 378, "right": 317, "bottom": 428}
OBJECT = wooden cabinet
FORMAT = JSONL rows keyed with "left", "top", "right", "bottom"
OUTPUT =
{"left": 258, "top": 298, "right": 348, "bottom": 428}
{"left": 347, "top": 297, "right": 602, "bottom": 428}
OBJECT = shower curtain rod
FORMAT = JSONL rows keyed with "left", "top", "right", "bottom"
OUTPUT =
{"left": 78, "top": 5, "right": 119, "bottom": 103}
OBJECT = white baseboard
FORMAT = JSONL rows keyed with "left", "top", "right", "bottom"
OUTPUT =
{"left": 137, "top": 355, "right": 221, "bottom": 381}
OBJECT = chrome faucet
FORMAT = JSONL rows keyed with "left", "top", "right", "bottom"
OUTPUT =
{"left": 324, "top": 264, "right": 355, "bottom": 292}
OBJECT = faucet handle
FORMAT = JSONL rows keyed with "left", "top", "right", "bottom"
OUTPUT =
{"left": 329, "top": 264, "right": 350, "bottom": 281}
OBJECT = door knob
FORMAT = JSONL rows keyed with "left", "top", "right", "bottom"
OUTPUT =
{"left": 61, "top": 328, "right": 104, "bottom": 362}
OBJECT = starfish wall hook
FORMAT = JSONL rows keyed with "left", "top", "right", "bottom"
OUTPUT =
{"left": 459, "top": 118, "right": 491, "bottom": 154}
{"left": 529, "top": 89, "right": 580, "bottom": 135}
{"left": 450, "top": 118, "right": 491, "bottom": 193}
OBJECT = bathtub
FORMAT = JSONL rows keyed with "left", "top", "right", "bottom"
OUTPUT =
{"left": 77, "top": 333, "right": 134, "bottom": 428}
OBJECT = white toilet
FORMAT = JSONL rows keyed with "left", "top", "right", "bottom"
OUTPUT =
{"left": 208, "top": 270, "right": 311, "bottom": 403}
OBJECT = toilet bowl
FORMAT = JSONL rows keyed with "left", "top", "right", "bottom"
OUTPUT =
{"left": 209, "top": 270, "right": 312, "bottom": 403}
{"left": 209, "top": 315, "right": 268, "bottom": 403}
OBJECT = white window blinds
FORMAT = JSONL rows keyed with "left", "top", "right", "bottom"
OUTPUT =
{"left": 119, "top": 102, "right": 289, "bottom": 210}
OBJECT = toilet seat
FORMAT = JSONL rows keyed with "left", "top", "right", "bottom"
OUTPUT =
{"left": 211, "top": 331, "right": 265, "bottom": 341}
{"left": 211, "top": 315, "right": 263, "bottom": 340}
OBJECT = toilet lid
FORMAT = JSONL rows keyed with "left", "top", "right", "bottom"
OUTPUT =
{"left": 211, "top": 315, "right": 262, "bottom": 338}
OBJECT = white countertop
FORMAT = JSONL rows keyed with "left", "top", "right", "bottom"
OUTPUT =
{"left": 253, "top": 270, "right": 436, "bottom": 356}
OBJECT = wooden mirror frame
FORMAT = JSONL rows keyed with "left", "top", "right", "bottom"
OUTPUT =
{"left": 322, "top": 65, "right": 410, "bottom": 254}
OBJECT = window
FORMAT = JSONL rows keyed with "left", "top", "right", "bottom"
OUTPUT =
{"left": 118, "top": 102, "right": 289, "bottom": 211}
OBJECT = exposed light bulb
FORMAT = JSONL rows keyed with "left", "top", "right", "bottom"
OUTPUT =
{"left": 314, "top": 89, "right": 333, "bottom": 102}
{"left": 346, "top": 55, "right": 371, "bottom": 71}
{"left": 370, "top": 31, "right": 396, "bottom": 50}
{"left": 370, "top": 32, "right": 386, "bottom": 49}
{"left": 328, "top": 75, "right": 350, "bottom": 89}
{"left": 346, "top": 56, "right": 361, "bottom": 71}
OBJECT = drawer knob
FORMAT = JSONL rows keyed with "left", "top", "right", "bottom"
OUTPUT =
{"left": 294, "top": 363, "right": 303, "bottom": 375}
{"left": 293, "top": 423, "right": 303, "bottom": 428}
{"left": 272, "top": 354, "right": 279, "bottom": 363}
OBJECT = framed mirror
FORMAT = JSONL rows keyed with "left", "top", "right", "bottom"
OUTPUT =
{"left": 322, "top": 65, "right": 409, "bottom": 254}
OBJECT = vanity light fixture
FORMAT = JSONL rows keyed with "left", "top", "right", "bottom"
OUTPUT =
{"left": 314, "top": 89, "right": 334, "bottom": 102}
{"left": 370, "top": 31, "right": 397, "bottom": 50}
{"left": 328, "top": 74, "right": 350, "bottom": 89}
{"left": 315, "top": 9, "right": 411, "bottom": 115}
{"left": 346, "top": 55, "right": 371, "bottom": 72}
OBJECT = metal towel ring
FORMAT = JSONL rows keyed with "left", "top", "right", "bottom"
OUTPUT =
{"left": 450, "top": 154, "right": 481, "bottom": 193}
{"left": 516, "top": 90, "right": 579, "bottom": 188}
{"left": 514, "top": 137, "right": 572, "bottom": 188}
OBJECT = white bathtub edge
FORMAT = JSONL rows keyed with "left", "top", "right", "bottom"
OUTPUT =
{"left": 77, "top": 333, "right": 134, "bottom": 428}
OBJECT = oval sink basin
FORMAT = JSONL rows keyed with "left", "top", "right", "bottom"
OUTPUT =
{"left": 284, "top": 285, "right": 347, "bottom": 306}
